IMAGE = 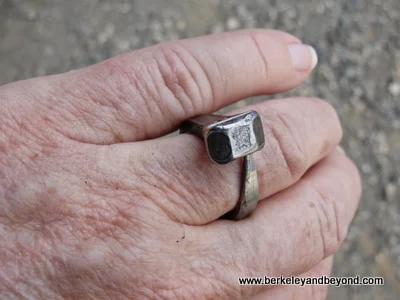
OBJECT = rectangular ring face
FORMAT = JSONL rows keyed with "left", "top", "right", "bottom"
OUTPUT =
{"left": 204, "top": 111, "right": 265, "bottom": 164}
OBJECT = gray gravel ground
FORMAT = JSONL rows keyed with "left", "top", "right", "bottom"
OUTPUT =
{"left": 0, "top": 0, "right": 399, "bottom": 299}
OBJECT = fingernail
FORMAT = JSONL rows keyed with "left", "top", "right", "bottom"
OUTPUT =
{"left": 337, "top": 145, "right": 346, "bottom": 155}
{"left": 288, "top": 44, "right": 318, "bottom": 71}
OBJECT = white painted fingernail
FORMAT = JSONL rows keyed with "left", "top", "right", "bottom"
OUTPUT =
{"left": 337, "top": 145, "right": 346, "bottom": 154}
{"left": 288, "top": 44, "right": 318, "bottom": 71}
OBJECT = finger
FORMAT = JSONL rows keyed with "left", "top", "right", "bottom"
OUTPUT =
{"left": 193, "top": 150, "right": 361, "bottom": 297}
{"left": 251, "top": 256, "right": 333, "bottom": 300}
{"left": 104, "top": 97, "right": 342, "bottom": 224}
{"left": 30, "top": 29, "right": 317, "bottom": 144}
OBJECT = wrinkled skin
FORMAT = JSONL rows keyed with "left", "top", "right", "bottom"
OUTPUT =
{"left": 0, "top": 30, "right": 361, "bottom": 299}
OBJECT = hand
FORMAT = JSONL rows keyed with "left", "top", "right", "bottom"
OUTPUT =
{"left": 0, "top": 29, "right": 361, "bottom": 299}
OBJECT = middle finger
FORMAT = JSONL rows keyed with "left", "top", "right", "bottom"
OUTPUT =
{"left": 97, "top": 97, "right": 342, "bottom": 224}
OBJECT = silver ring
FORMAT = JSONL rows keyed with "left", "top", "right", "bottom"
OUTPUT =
{"left": 180, "top": 111, "right": 265, "bottom": 220}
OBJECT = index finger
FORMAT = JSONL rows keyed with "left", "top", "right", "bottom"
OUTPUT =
{"left": 38, "top": 29, "right": 317, "bottom": 144}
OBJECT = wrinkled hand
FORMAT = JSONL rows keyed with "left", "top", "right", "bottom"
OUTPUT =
{"left": 0, "top": 30, "right": 361, "bottom": 299}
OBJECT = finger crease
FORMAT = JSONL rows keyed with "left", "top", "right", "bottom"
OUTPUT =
{"left": 249, "top": 33, "right": 270, "bottom": 89}
{"left": 271, "top": 107, "right": 307, "bottom": 180}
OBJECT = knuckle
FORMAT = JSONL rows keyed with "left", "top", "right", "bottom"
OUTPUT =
{"left": 309, "top": 97, "right": 343, "bottom": 139}
{"left": 63, "top": 56, "right": 150, "bottom": 141}
{"left": 262, "top": 106, "right": 308, "bottom": 181}
{"left": 151, "top": 43, "right": 213, "bottom": 115}
{"left": 313, "top": 97, "right": 338, "bottom": 116}
{"left": 95, "top": 44, "right": 215, "bottom": 130}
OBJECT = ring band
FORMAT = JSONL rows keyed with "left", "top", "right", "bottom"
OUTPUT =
{"left": 180, "top": 111, "right": 265, "bottom": 220}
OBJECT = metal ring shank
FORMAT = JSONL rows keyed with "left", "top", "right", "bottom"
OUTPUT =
{"left": 180, "top": 113, "right": 261, "bottom": 220}
{"left": 222, "top": 154, "right": 259, "bottom": 220}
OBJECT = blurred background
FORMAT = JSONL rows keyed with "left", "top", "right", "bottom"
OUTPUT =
{"left": 0, "top": 0, "right": 399, "bottom": 299}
